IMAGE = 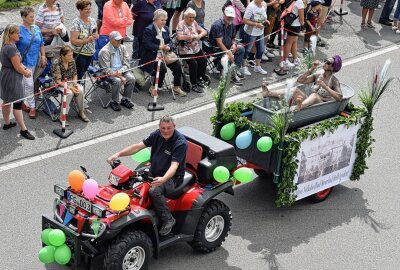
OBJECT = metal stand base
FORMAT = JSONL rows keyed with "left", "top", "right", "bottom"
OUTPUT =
{"left": 274, "top": 68, "right": 288, "bottom": 76}
{"left": 334, "top": 9, "right": 348, "bottom": 16}
{"left": 53, "top": 128, "right": 73, "bottom": 138}
{"left": 147, "top": 102, "right": 164, "bottom": 111}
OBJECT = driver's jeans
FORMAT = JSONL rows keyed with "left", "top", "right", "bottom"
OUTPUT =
{"left": 148, "top": 178, "right": 179, "bottom": 223}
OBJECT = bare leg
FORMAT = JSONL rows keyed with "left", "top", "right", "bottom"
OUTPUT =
{"left": 13, "top": 109, "right": 28, "bottom": 131}
{"left": 367, "top": 9, "right": 375, "bottom": 25}
{"left": 361, "top": 8, "right": 368, "bottom": 25}
{"left": 292, "top": 88, "right": 308, "bottom": 111}
{"left": 2, "top": 104, "right": 11, "bottom": 124}
{"left": 301, "top": 93, "right": 323, "bottom": 110}
{"left": 290, "top": 36, "right": 299, "bottom": 60}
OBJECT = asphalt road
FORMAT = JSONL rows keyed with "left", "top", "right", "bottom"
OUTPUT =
{"left": 1, "top": 0, "right": 400, "bottom": 165}
{"left": 0, "top": 47, "right": 399, "bottom": 270}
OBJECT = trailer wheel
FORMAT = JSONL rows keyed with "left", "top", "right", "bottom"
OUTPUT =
{"left": 309, "top": 187, "right": 333, "bottom": 203}
{"left": 190, "top": 199, "right": 232, "bottom": 253}
{"left": 254, "top": 169, "right": 272, "bottom": 179}
{"left": 104, "top": 230, "right": 153, "bottom": 270}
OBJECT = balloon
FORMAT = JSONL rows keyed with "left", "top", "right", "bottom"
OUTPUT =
{"left": 220, "top": 123, "right": 236, "bottom": 141}
{"left": 48, "top": 229, "right": 66, "bottom": 247}
{"left": 131, "top": 148, "right": 151, "bottom": 163}
{"left": 257, "top": 136, "right": 273, "bottom": 152}
{"left": 233, "top": 168, "right": 253, "bottom": 183}
{"left": 82, "top": 179, "right": 99, "bottom": 200}
{"left": 235, "top": 130, "right": 252, "bottom": 149}
{"left": 41, "top": 228, "right": 53, "bottom": 246}
{"left": 38, "top": 246, "right": 55, "bottom": 264}
{"left": 110, "top": 193, "right": 130, "bottom": 211}
{"left": 54, "top": 244, "right": 72, "bottom": 265}
{"left": 68, "top": 170, "right": 85, "bottom": 192}
{"left": 212, "top": 166, "right": 230, "bottom": 183}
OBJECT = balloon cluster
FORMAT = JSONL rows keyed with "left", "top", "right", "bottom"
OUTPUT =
{"left": 68, "top": 170, "right": 99, "bottom": 201}
{"left": 109, "top": 192, "right": 130, "bottom": 211}
{"left": 39, "top": 229, "right": 71, "bottom": 265}
{"left": 219, "top": 123, "right": 273, "bottom": 152}
{"left": 212, "top": 166, "right": 253, "bottom": 184}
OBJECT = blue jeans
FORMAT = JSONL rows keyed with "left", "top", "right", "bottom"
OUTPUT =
{"left": 379, "top": 0, "right": 396, "bottom": 21}
{"left": 234, "top": 45, "right": 245, "bottom": 67}
{"left": 242, "top": 31, "right": 265, "bottom": 61}
{"left": 394, "top": 1, "right": 400, "bottom": 20}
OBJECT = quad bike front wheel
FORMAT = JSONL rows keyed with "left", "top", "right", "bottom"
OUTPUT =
{"left": 104, "top": 230, "right": 153, "bottom": 270}
{"left": 309, "top": 187, "right": 333, "bottom": 203}
{"left": 190, "top": 199, "right": 232, "bottom": 253}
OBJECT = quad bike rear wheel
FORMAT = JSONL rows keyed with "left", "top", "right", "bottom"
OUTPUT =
{"left": 190, "top": 199, "right": 232, "bottom": 253}
{"left": 104, "top": 230, "right": 153, "bottom": 270}
{"left": 309, "top": 187, "right": 333, "bottom": 203}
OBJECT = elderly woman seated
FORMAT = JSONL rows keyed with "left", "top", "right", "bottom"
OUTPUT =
{"left": 176, "top": 7, "right": 208, "bottom": 93}
{"left": 51, "top": 45, "right": 89, "bottom": 125}
{"left": 262, "top": 55, "right": 343, "bottom": 111}
{"left": 139, "top": 9, "right": 185, "bottom": 97}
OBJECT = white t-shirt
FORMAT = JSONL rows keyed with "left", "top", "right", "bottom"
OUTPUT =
{"left": 243, "top": 1, "right": 268, "bottom": 37}
{"left": 291, "top": 0, "right": 305, "bottom": 27}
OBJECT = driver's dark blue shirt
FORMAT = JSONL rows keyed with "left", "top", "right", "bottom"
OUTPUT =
{"left": 143, "top": 129, "right": 187, "bottom": 178}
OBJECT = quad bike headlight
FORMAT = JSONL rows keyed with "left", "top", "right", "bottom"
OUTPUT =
{"left": 54, "top": 184, "right": 67, "bottom": 198}
{"left": 92, "top": 204, "right": 106, "bottom": 218}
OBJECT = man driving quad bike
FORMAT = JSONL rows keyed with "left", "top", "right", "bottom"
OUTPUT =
{"left": 107, "top": 115, "right": 187, "bottom": 236}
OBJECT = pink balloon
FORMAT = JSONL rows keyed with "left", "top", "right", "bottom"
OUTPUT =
{"left": 82, "top": 179, "right": 99, "bottom": 200}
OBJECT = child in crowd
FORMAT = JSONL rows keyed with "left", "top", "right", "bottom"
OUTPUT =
{"left": 304, "top": 1, "right": 321, "bottom": 50}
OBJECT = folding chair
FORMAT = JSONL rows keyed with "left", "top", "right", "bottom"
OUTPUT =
{"left": 83, "top": 65, "right": 113, "bottom": 109}
{"left": 202, "top": 37, "right": 223, "bottom": 78}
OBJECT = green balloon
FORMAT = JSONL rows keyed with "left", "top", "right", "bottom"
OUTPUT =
{"left": 233, "top": 168, "right": 253, "bottom": 183}
{"left": 213, "top": 166, "right": 230, "bottom": 183}
{"left": 257, "top": 136, "right": 273, "bottom": 152}
{"left": 48, "top": 229, "right": 66, "bottom": 247}
{"left": 38, "top": 246, "right": 55, "bottom": 264}
{"left": 54, "top": 244, "right": 72, "bottom": 265}
{"left": 41, "top": 228, "right": 53, "bottom": 246}
{"left": 220, "top": 123, "right": 236, "bottom": 141}
{"left": 131, "top": 148, "right": 151, "bottom": 163}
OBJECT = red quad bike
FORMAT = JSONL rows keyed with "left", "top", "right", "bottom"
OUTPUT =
{"left": 42, "top": 127, "right": 238, "bottom": 270}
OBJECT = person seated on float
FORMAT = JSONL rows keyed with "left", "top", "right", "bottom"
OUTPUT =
{"left": 262, "top": 55, "right": 343, "bottom": 111}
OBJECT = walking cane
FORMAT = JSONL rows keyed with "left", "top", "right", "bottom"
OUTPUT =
{"left": 147, "top": 57, "right": 165, "bottom": 111}
{"left": 334, "top": 0, "right": 348, "bottom": 16}
{"left": 53, "top": 78, "right": 73, "bottom": 138}
{"left": 274, "top": 20, "right": 288, "bottom": 76}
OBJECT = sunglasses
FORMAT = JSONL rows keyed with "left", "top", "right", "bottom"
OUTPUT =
{"left": 324, "top": 59, "right": 334, "bottom": 65}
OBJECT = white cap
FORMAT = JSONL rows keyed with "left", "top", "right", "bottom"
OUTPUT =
{"left": 224, "top": 6, "right": 236, "bottom": 18}
{"left": 109, "top": 31, "right": 123, "bottom": 41}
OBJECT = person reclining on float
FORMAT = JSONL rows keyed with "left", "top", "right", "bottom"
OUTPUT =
{"left": 262, "top": 55, "right": 343, "bottom": 111}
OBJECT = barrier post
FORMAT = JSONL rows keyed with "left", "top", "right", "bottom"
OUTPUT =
{"left": 147, "top": 57, "right": 165, "bottom": 111}
{"left": 53, "top": 78, "right": 73, "bottom": 138}
{"left": 334, "top": 0, "right": 348, "bottom": 16}
{"left": 274, "top": 20, "right": 288, "bottom": 76}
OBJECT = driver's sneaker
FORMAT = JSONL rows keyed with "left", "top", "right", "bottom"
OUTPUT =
{"left": 159, "top": 217, "right": 176, "bottom": 236}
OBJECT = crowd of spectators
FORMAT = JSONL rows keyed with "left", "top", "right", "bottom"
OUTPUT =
{"left": 0, "top": 0, "right": 398, "bottom": 140}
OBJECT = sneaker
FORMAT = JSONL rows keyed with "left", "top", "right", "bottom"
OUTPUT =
{"left": 239, "top": 66, "right": 251, "bottom": 76}
{"left": 261, "top": 54, "right": 271, "bottom": 62}
{"left": 192, "top": 85, "right": 204, "bottom": 93}
{"left": 267, "top": 43, "right": 279, "bottom": 49}
{"left": 20, "top": 130, "right": 35, "bottom": 140}
{"left": 392, "top": 25, "right": 398, "bottom": 30}
{"left": 120, "top": 98, "right": 134, "bottom": 109}
{"left": 247, "top": 59, "right": 256, "bottom": 68}
{"left": 264, "top": 50, "right": 275, "bottom": 58}
{"left": 231, "top": 75, "right": 244, "bottom": 86}
{"left": 173, "top": 87, "right": 187, "bottom": 97}
{"left": 109, "top": 101, "right": 121, "bottom": 111}
{"left": 235, "top": 70, "right": 245, "bottom": 80}
{"left": 293, "top": 58, "right": 301, "bottom": 66}
{"left": 254, "top": 66, "right": 268, "bottom": 75}
{"left": 2, "top": 122, "right": 16, "bottom": 130}
{"left": 159, "top": 217, "right": 176, "bottom": 236}
{"left": 285, "top": 60, "right": 295, "bottom": 68}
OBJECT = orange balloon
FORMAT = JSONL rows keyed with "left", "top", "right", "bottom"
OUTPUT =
{"left": 68, "top": 170, "right": 85, "bottom": 192}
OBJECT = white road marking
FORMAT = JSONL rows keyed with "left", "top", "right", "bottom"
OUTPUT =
{"left": 0, "top": 45, "right": 398, "bottom": 173}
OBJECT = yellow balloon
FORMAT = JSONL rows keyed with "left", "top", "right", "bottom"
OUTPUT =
{"left": 109, "top": 193, "right": 130, "bottom": 211}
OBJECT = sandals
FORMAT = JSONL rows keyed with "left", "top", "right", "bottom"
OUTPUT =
{"left": 361, "top": 23, "right": 367, "bottom": 29}
{"left": 367, "top": 22, "right": 375, "bottom": 28}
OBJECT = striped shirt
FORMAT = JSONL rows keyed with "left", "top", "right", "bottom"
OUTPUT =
{"left": 35, "top": 2, "right": 64, "bottom": 43}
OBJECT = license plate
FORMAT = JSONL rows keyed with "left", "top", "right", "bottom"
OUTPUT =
{"left": 70, "top": 193, "right": 92, "bottom": 213}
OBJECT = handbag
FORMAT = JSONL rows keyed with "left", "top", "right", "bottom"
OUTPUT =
{"left": 281, "top": 0, "right": 298, "bottom": 26}
{"left": 163, "top": 51, "right": 178, "bottom": 65}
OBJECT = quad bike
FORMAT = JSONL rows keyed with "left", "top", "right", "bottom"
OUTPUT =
{"left": 42, "top": 127, "right": 238, "bottom": 270}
